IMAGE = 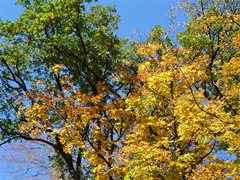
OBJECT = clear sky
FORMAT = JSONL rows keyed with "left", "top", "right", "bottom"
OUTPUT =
{"left": 0, "top": 0, "right": 181, "bottom": 179}
{"left": 0, "top": 0, "right": 183, "bottom": 38}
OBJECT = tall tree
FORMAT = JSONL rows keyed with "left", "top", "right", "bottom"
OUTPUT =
{"left": 0, "top": 0, "right": 124, "bottom": 179}
{"left": 0, "top": 0, "right": 239, "bottom": 179}
{"left": 120, "top": 0, "right": 240, "bottom": 179}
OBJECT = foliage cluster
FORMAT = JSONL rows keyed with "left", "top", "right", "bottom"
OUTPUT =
{"left": 0, "top": 0, "right": 239, "bottom": 179}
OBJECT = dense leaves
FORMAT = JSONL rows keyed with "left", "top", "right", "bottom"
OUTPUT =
{"left": 0, "top": 0, "right": 239, "bottom": 179}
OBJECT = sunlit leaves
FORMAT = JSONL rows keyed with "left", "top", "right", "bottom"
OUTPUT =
{"left": 120, "top": 1, "right": 240, "bottom": 178}
{"left": 1, "top": 0, "right": 240, "bottom": 179}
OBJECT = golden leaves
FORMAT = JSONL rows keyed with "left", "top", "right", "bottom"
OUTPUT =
{"left": 232, "top": 31, "right": 240, "bottom": 50}
{"left": 122, "top": 16, "right": 240, "bottom": 177}
{"left": 16, "top": 11, "right": 240, "bottom": 179}
{"left": 220, "top": 57, "right": 240, "bottom": 78}
{"left": 137, "top": 43, "right": 162, "bottom": 56}
{"left": 52, "top": 64, "right": 64, "bottom": 74}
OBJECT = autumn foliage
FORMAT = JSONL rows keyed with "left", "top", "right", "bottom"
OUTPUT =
{"left": 0, "top": 0, "right": 239, "bottom": 179}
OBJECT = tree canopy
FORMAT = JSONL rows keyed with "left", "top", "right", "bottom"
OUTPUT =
{"left": 0, "top": 0, "right": 239, "bottom": 179}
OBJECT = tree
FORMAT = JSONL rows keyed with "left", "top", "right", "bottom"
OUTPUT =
{"left": 0, "top": 0, "right": 124, "bottom": 179}
{"left": 0, "top": 0, "right": 239, "bottom": 179}
{"left": 120, "top": 0, "right": 240, "bottom": 179}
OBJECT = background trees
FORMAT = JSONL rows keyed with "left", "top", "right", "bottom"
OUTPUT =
{"left": 0, "top": 0, "right": 239, "bottom": 179}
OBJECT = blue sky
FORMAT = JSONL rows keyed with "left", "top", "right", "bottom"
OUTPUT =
{"left": 0, "top": 0, "right": 182, "bottom": 38}
{"left": 0, "top": 0, "right": 181, "bottom": 179}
